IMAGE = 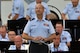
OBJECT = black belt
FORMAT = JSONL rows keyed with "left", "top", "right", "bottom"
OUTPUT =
{"left": 31, "top": 41, "right": 50, "bottom": 45}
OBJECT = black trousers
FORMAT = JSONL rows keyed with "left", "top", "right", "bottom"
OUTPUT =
{"left": 29, "top": 42, "right": 49, "bottom": 53}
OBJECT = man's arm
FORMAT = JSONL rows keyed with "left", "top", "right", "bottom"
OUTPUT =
{"left": 26, "top": 4, "right": 32, "bottom": 20}
{"left": 66, "top": 42, "right": 71, "bottom": 47}
{"left": 63, "top": 43, "right": 69, "bottom": 51}
{"left": 66, "top": 31, "right": 72, "bottom": 47}
{"left": 43, "top": 33, "right": 56, "bottom": 42}
{"left": 78, "top": 16, "right": 80, "bottom": 20}
{"left": 61, "top": 3, "right": 69, "bottom": 20}
{"left": 12, "top": 14, "right": 19, "bottom": 20}
{"left": 22, "top": 33, "right": 44, "bottom": 41}
{"left": 26, "top": 15, "right": 31, "bottom": 20}
{"left": 46, "top": 14, "right": 51, "bottom": 20}
{"left": 8, "top": 13, "right": 12, "bottom": 19}
{"left": 22, "top": 33, "right": 33, "bottom": 40}
{"left": 43, "top": 21, "right": 56, "bottom": 42}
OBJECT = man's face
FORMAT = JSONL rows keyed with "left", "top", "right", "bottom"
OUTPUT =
{"left": 8, "top": 31, "right": 16, "bottom": 41}
{"left": 55, "top": 24, "right": 63, "bottom": 34}
{"left": 54, "top": 35, "right": 60, "bottom": 46}
{"left": 71, "top": 0, "right": 79, "bottom": 7}
{"left": 0, "top": 27, "right": 7, "bottom": 37}
{"left": 35, "top": 4, "right": 44, "bottom": 15}
{"left": 14, "top": 37, "right": 22, "bottom": 48}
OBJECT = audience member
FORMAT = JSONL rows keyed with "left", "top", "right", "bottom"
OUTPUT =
{"left": 0, "top": 25, "right": 9, "bottom": 41}
{"left": 48, "top": 33, "right": 68, "bottom": 52}
{"left": 22, "top": 4, "right": 56, "bottom": 53}
{"left": 8, "top": 35, "right": 27, "bottom": 50}
{"left": 55, "top": 22, "right": 72, "bottom": 47}
{"left": 8, "top": 31, "right": 16, "bottom": 41}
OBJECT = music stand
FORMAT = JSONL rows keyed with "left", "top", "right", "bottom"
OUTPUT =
{"left": 8, "top": 20, "right": 28, "bottom": 35}
{"left": 65, "top": 20, "right": 80, "bottom": 41}
{"left": 52, "top": 51, "right": 69, "bottom": 53}
{"left": 5, "top": 50, "right": 27, "bottom": 53}
{"left": 0, "top": 41, "right": 14, "bottom": 52}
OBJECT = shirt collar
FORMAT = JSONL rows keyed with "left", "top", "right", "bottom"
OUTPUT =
{"left": 34, "top": 16, "right": 46, "bottom": 22}
{"left": 51, "top": 42, "right": 61, "bottom": 49}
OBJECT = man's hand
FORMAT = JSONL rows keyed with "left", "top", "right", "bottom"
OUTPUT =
{"left": 61, "top": 13, "right": 68, "bottom": 20}
{"left": 42, "top": 38, "right": 48, "bottom": 42}
{"left": 78, "top": 16, "right": 80, "bottom": 20}
{"left": 8, "top": 13, "right": 12, "bottom": 19}
{"left": 26, "top": 16, "right": 31, "bottom": 20}
{"left": 32, "top": 36, "right": 43, "bottom": 41}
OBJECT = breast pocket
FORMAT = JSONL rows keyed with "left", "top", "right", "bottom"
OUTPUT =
{"left": 43, "top": 24, "right": 49, "bottom": 32}
{"left": 31, "top": 25, "right": 37, "bottom": 33}
{"left": 31, "top": 25, "right": 37, "bottom": 30}
{"left": 44, "top": 26, "right": 49, "bottom": 29}
{"left": 61, "top": 37, "right": 67, "bottom": 42}
{"left": 75, "top": 11, "right": 80, "bottom": 16}
{"left": 68, "top": 10, "right": 73, "bottom": 15}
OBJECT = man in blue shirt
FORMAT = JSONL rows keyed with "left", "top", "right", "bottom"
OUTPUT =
{"left": 8, "top": 0, "right": 27, "bottom": 35}
{"left": 48, "top": 33, "right": 68, "bottom": 52}
{"left": 8, "top": 31, "right": 16, "bottom": 42}
{"left": 26, "top": 0, "right": 51, "bottom": 20}
{"left": 8, "top": 0, "right": 25, "bottom": 20}
{"left": 8, "top": 35, "right": 26, "bottom": 50}
{"left": 55, "top": 21, "right": 72, "bottom": 47}
{"left": 22, "top": 4, "right": 56, "bottom": 53}
{"left": 62, "top": 0, "right": 80, "bottom": 20}
{"left": 0, "top": 25, "right": 9, "bottom": 41}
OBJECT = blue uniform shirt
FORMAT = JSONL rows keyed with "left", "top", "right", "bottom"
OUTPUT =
{"left": 23, "top": 18, "right": 55, "bottom": 38}
{"left": 12, "top": 0, "right": 24, "bottom": 20}
{"left": 8, "top": 44, "right": 27, "bottom": 50}
{"left": 62, "top": 3, "right": 80, "bottom": 20}
{"left": 26, "top": 1, "right": 50, "bottom": 20}
{"left": 48, "top": 42, "right": 69, "bottom": 52}
{"left": 60, "top": 31, "right": 72, "bottom": 43}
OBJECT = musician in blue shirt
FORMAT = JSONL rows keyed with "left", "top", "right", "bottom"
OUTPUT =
{"left": 22, "top": 4, "right": 56, "bottom": 53}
